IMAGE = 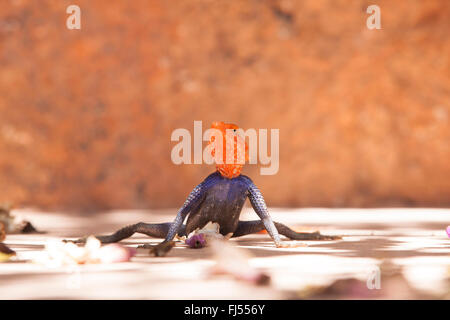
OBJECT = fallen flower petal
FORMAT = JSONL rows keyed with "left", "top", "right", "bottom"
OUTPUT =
{"left": 0, "top": 252, "right": 14, "bottom": 263}
{"left": 446, "top": 226, "right": 450, "bottom": 238}
{"left": 35, "top": 237, "right": 136, "bottom": 266}
{"left": 0, "top": 242, "right": 16, "bottom": 262}
{"left": 0, "top": 205, "right": 40, "bottom": 234}
{"left": 85, "top": 236, "right": 102, "bottom": 253}
{"left": 186, "top": 234, "right": 207, "bottom": 248}
{"left": 0, "top": 225, "right": 16, "bottom": 262}
{"left": 185, "top": 222, "right": 231, "bottom": 249}
{"left": 207, "top": 238, "right": 271, "bottom": 286}
{"left": 98, "top": 244, "right": 136, "bottom": 263}
{"left": 0, "top": 243, "right": 15, "bottom": 255}
{"left": 0, "top": 223, "right": 5, "bottom": 242}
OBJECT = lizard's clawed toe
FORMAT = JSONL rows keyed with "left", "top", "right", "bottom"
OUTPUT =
{"left": 136, "top": 243, "right": 153, "bottom": 249}
{"left": 312, "top": 232, "right": 342, "bottom": 240}
{"left": 326, "top": 235, "right": 342, "bottom": 240}
{"left": 63, "top": 237, "right": 87, "bottom": 244}
{"left": 147, "top": 241, "right": 176, "bottom": 257}
{"left": 276, "top": 241, "right": 307, "bottom": 248}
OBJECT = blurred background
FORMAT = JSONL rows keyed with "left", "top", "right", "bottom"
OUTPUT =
{"left": 0, "top": 0, "right": 448, "bottom": 212}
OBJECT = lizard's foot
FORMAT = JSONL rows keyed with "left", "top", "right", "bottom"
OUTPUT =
{"left": 63, "top": 237, "right": 87, "bottom": 244}
{"left": 306, "top": 231, "right": 341, "bottom": 241}
{"left": 275, "top": 242, "right": 307, "bottom": 248}
{"left": 147, "top": 241, "right": 176, "bottom": 257}
{"left": 136, "top": 243, "right": 154, "bottom": 249}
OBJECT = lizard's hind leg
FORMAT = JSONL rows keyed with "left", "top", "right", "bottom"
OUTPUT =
{"left": 233, "top": 220, "right": 341, "bottom": 240}
{"left": 72, "top": 222, "right": 186, "bottom": 244}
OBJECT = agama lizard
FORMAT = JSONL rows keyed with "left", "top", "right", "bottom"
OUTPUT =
{"left": 73, "top": 121, "right": 340, "bottom": 256}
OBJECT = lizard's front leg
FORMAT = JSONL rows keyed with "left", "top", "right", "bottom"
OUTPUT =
{"left": 247, "top": 181, "right": 285, "bottom": 247}
{"left": 148, "top": 179, "right": 207, "bottom": 257}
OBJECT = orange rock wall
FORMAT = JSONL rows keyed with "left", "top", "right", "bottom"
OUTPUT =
{"left": 0, "top": 0, "right": 449, "bottom": 211}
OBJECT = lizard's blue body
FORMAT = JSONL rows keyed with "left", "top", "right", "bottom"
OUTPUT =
{"left": 166, "top": 171, "right": 281, "bottom": 245}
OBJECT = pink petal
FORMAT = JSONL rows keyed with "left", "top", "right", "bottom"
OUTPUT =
{"left": 99, "top": 244, "right": 136, "bottom": 263}
{"left": 186, "top": 234, "right": 207, "bottom": 248}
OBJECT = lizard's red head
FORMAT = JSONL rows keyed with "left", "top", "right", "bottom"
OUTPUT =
{"left": 208, "top": 121, "right": 249, "bottom": 179}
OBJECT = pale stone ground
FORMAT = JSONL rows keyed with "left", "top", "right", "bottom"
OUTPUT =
{"left": 1, "top": 208, "right": 449, "bottom": 299}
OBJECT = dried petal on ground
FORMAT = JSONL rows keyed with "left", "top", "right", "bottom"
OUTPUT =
{"left": 208, "top": 239, "right": 270, "bottom": 286}
{"left": 0, "top": 223, "right": 5, "bottom": 242}
{"left": 185, "top": 222, "right": 233, "bottom": 249}
{"left": 188, "top": 222, "right": 228, "bottom": 241}
{"left": 0, "top": 242, "right": 16, "bottom": 262}
{"left": 0, "top": 242, "right": 16, "bottom": 255}
{"left": 185, "top": 234, "right": 207, "bottom": 248}
{"left": 0, "top": 205, "right": 39, "bottom": 234}
{"left": 98, "top": 244, "right": 137, "bottom": 263}
{"left": 0, "top": 224, "right": 16, "bottom": 262}
{"left": 34, "top": 236, "right": 135, "bottom": 266}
